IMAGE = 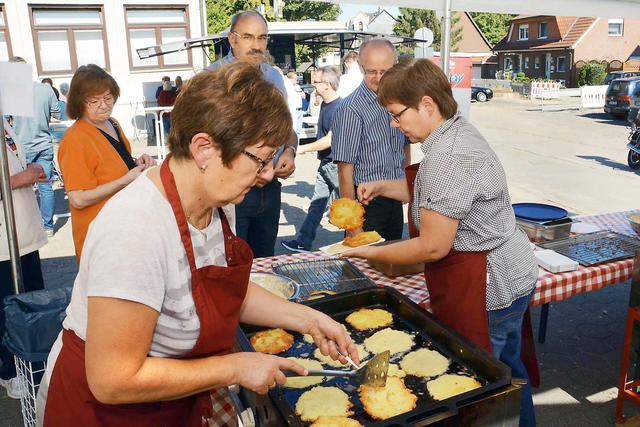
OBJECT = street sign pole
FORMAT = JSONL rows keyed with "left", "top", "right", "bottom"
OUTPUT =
{"left": 0, "top": 97, "right": 24, "bottom": 295}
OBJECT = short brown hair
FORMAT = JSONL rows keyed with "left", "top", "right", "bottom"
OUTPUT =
{"left": 168, "top": 62, "right": 292, "bottom": 164}
{"left": 378, "top": 59, "right": 457, "bottom": 119}
{"left": 66, "top": 64, "right": 120, "bottom": 120}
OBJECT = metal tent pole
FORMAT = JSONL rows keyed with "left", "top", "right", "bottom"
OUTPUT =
{"left": 0, "top": 98, "right": 24, "bottom": 295}
{"left": 441, "top": 0, "right": 452, "bottom": 77}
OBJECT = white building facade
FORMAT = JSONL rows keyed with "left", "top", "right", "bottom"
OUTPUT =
{"left": 1, "top": 0, "right": 208, "bottom": 139}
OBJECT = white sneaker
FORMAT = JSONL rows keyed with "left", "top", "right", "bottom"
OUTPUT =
{"left": 0, "top": 376, "right": 26, "bottom": 399}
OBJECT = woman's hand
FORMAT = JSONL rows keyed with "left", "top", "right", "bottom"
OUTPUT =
{"left": 230, "top": 353, "right": 307, "bottom": 395}
{"left": 136, "top": 154, "right": 156, "bottom": 170}
{"left": 340, "top": 245, "right": 375, "bottom": 260}
{"left": 357, "top": 181, "right": 382, "bottom": 205}
{"left": 303, "top": 310, "right": 360, "bottom": 366}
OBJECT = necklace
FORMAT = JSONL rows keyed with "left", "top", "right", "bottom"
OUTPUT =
{"left": 187, "top": 209, "right": 214, "bottom": 242}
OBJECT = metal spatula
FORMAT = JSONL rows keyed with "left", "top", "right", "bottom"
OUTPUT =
{"left": 286, "top": 350, "right": 390, "bottom": 387}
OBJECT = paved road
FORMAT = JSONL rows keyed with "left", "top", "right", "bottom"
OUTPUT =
{"left": 2, "top": 98, "right": 639, "bottom": 426}
{"left": 471, "top": 98, "right": 638, "bottom": 216}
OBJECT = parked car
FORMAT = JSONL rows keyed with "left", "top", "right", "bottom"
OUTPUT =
{"left": 604, "top": 77, "right": 640, "bottom": 118}
{"left": 603, "top": 70, "right": 640, "bottom": 85}
{"left": 471, "top": 86, "right": 493, "bottom": 102}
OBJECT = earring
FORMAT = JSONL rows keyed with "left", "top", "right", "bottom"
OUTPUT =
{"left": 200, "top": 163, "right": 207, "bottom": 173}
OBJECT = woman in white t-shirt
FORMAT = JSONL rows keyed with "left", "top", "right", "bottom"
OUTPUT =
{"left": 38, "top": 62, "right": 359, "bottom": 427}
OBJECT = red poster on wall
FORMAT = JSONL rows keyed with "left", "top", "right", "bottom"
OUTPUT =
{"left": 432, "top": 54, "right": 473, "bottom": 117}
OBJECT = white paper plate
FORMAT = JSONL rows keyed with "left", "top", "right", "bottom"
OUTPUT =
{"left": 319, "top": 238, "right": 385, "bottom": 255}
{"left": 570, "top": 222, "right": 602, "bottom": 234}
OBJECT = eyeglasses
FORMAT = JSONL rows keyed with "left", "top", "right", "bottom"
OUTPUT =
{"left": 391, "top": 106, "right": 410, "bottom": 124}
{"left": 86, "top": 95, "right": 115, "bottom": 109}
{"left": 231, "top": 31, "right": 269, "bottom": 44}
{"left": 242, "top": 149, "right": 277, "bottom": 174}
{"left": 362, "top": 68, "right": 388, "bottom": 77}
{"left": 312, "top": 80, "right": 327, "bottom": 85}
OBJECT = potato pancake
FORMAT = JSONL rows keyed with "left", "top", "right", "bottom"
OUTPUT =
{"left": 296, "top": 386, "right": 353, "bottom": 422}
{"left": 359, "top": 376, "right": 417, "bottom": 420}
{"left": 250, "top": 328, "right": 294, "bottom": 354}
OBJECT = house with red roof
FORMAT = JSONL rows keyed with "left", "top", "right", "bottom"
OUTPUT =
{"left": 494, "top": 15, "right": 640, "bottom": 86}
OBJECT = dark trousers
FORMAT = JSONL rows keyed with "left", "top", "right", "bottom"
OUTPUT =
{"left": 0, "top": 251, "right": 45, "bottom": 379}
{"left": 235, "top": 180, "right": 281, "bottom": 258}
{"left": 359, "top": 192, "right": 404, "bottom": 241}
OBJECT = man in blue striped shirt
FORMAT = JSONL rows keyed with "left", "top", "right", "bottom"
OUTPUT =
{"left": 331, "top": 39, "right": 411, "bottom": 240}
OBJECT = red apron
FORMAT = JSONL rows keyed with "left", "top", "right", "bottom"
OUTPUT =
{"left": 43, "top": 155, "right": 252, "bottom": 426}
{"left": 423, "top": 250, "right": 493, "bottom": 353}
{"left": 406, "top": 163, "right": 540, "bottom": 386}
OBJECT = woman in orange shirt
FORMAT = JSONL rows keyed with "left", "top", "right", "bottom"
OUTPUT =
{"left": 59, "top": 65, "right": 155, "bottom": 261}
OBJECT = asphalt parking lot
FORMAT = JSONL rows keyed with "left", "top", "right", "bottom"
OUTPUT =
{"left": 1, "top": 97, "right": 639, "bottom": 426}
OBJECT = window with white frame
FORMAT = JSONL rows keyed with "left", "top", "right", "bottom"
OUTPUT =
{"left": 0, "top": 5, "right": 12, "bottom": 62}
{"left": 30, "top": 7, "right": 109, "bottom": 75}
{"left": 538, "top": 22, "right": 548, "bottom": 39}
{"left": 524, "top": 57, "right": 530, "bottom": 69}
{"left": 534, "top": 56, "right": 540, "bottom": 69}
{"left": 557, "top": 56, "right": 566, "bottom": 72}
{"left": 518, "top": 24, "right": 529, "bottom": 40}
{"left": 125, "top": 7, "right": 191, "bottom": 70}
{"left": 504, "top": 57, "right": 512, "bottom": 70}
{"left": 608, "top": 19, "right": 623, "bottom": 36}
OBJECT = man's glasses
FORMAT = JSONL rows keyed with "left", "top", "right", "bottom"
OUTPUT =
{"left": 391, "top": 106, "right": 410, "bottom": 124}
{"left": 231, "top": 31, "right": 269, "bottom": 44}
{"left": 86, "top": 95, "right": 115, "bottom": 109}
{"left": 362, "top": 69, "right": 388, "bottom": 77}
{"left": 242, "top": 149, "right": 277, "bottom": 174}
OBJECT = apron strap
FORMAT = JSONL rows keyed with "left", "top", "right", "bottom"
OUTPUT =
{"left": 217, "top": 207, "right": 242, "bottom": 266}
{"left": 160, "top": 155, "right": 198, "bottom": 273}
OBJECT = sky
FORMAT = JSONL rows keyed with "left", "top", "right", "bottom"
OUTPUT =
{"left": 338, "top": 3, "right": 400, "bottom": 21}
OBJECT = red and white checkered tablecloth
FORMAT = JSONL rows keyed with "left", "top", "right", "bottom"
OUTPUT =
{"left": 252, "top": 210, "right": 639, "bottom": 309}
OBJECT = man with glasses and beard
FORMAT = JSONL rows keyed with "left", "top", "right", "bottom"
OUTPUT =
{"left": 207, "top": 10, "right": 298, "bottom": 257}
{"left": 331, "top": 39, "right": 411, "bottom": 241}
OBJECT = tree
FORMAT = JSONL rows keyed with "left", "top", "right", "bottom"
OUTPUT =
{"left": 393, "top": 8, "right": 461, "bottom": 54}
{"left": 283, "top": 0, "right": 341, "bottom": 65}
{"left": 469, "top": 13, "right": 514, "bottom": 46}
{"left": 282, "top": 0, "right": 340, "bottom": 22}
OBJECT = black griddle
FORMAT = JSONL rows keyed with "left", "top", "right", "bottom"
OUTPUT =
{"left": 236, "top": 287, "right": 519, "bottom": 426}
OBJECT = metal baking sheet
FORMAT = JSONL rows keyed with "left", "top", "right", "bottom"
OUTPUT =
{"left": 272, "top": 258, "right": 376, "bottom": 300}
{"left": 539, "top": 231, "right": 640, "bottom": 266}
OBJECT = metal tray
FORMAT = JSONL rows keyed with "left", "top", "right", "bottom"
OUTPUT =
{"left": 516, "top": 217, "right": 573, "bottom": 243}
{"left": 237, "top": 287, "right": 513, "bottom": 426}
{"left": 539, "top": 231, "right": 640, "bottom": 266}
{"left": 273, "top": 258, "right": 376, "bottom": 300}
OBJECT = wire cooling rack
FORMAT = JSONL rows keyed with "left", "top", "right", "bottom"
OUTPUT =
{"left": 272, "top": 258, "right": 376, "bottom": 299}
{"left": 539, "top": 231, "right": 640, "bottom": 266}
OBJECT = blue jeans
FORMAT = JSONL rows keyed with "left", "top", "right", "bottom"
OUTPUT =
{"left": 488, "top": 288, "right": 536, "bottom": 427}
{"left": 26, "top": 148, "right": 54, "bottom": 231}
{"left": 235, "top": 180, "right": 281, "bottom": 258}
{"left": 297, "top": 160, "right": 339, "bottom": 248}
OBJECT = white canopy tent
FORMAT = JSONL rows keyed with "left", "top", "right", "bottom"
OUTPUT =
{"left": 315, "top": 0, "right": 640, "bottom": 74}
